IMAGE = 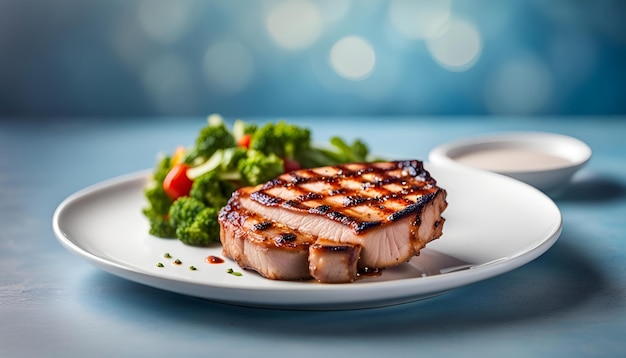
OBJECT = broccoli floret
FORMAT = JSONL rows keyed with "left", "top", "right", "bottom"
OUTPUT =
{"left": 143, "top": 155, "right": 176, "bottom": 237}
{"left": 249, "top": 121, "right": 312, "bottom": 161}
{"left": 176, "top": 207, "right": 221, "bottom": 246}
{"left": 247, "top": 121, "right": 369, "bottom": 168}
{"left": 168, "top": 197, "right": 220, "bottom": 246}
{"left": 196, "top": 123, "right": 235, "bottom": 158}
{"left": 145, "top": 213, "right": 176, "bottom": 238}
{"left": 237, "top": 150, "right": 284, "bottom": 186}
{"left": 152, "top": 154, "right": 173, "bottom": 182}
{"left": 143, "top": 155, "right": 174, "bottom": 215}
{"left": 185, "top": 120, "right": 235, "bottom": 164}
{"left": 168, "top": 197, "right": 205, "bottom": 229}
{"left": 143, "top": 180, "right": 172, "bottom": 216}
{"left": 189, "top": 171, "right": 236, "bottom": 208}
{"left": 143, "top": 184, "right": 174, "bottom": 239}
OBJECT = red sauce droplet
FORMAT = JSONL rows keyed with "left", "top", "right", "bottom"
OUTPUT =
{"left": 205, "top": 256, "right": 224, "bottom": 264}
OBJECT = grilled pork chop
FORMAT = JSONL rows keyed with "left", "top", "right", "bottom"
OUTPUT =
{"left": 219, "top": 202, "right": 363, "bottom": 282}
{"left": 218, "top": 160, "right": 447, "bottom": 283}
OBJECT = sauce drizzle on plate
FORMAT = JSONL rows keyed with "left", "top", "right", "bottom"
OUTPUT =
{"left": 205, "top": 255, "right": 224, "bottom": 264}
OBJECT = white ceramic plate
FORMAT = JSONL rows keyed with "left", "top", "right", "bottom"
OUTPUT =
{"left": 52, "top": 163, "right": 562, "bottom": 310}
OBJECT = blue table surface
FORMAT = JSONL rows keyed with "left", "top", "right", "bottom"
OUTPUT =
{"left": 1, "top": 116, "right": 625, "bottom": 358}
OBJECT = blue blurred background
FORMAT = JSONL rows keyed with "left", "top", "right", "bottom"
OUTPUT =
{"left": 1, "top": 0, "right": 625, "bottom": 118}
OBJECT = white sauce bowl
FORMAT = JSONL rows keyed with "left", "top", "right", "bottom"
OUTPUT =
{"left": 428, "top": 132, "right": 592, "bottom": 195}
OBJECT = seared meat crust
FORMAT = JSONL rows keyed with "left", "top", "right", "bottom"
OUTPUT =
{"left": 219, "top": 160, "right": 447, "bottom": 283}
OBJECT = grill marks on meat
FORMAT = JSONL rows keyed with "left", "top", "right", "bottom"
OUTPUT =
{"left": 218, "top": 160, "right": 448, "bottom": 283}
{"left": 219, "top": 199, "right": 313, "bottom": 281}
{"left": 255, "top": 160, "right": 438, "bottom": 232}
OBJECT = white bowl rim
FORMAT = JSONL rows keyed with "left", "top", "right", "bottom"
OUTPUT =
{"left": 428, "top": 131, "right": 592, "bottom": 176}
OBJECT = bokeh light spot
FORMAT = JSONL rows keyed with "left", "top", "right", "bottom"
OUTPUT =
{"left": 426, "top": 17, "right": 482, "bottom": 72}
{"left": 266, "top": 0, "right": 323, "bottom": 50}
{"left": 388, "top": 0, "right": 451, "bottom": 39}
{"left": 203, "top": 41, "right": 254, "bottom": 94}
{"left": 329, "top": 36, "right": 376, "bottom": 80}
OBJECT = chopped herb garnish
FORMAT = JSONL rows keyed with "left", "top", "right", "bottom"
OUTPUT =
{"left": 164, "top": 253, "right": 172, "bottom": 259}
{"left": 174, "top": 259, "right": 182, "bottom": 265}
{"left": 189, "top": 266, "right": 197, "bottom": 271}
{"left": 157, "top": 262, "right": 164, "bottom": 268}
{"left": 227, "top": 268, "right": 243, "bottom": 276}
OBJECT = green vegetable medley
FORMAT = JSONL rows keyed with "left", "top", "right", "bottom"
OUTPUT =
{"left": 143, "top": 114, "right": 372, "bottom": 246}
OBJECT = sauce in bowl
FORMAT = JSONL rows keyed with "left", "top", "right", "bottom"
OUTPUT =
{"left": 452, "top": 148, "right": 572, "bottom": 173}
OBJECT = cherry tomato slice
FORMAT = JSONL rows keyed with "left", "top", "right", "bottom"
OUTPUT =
{"left": 237, "top": 134, "right": 252, "bottom": 149}
{"left": 163, "top": 164, "right": 194, "bottom": 200}
{"left": 283, "top": 158, "right": 301, "bottom": 173}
